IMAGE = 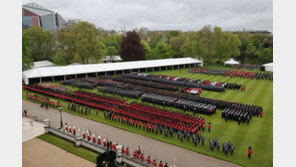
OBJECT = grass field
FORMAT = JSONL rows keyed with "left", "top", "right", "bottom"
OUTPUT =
{"left": 23, "top": 65, "right": 273, "bottom": 167}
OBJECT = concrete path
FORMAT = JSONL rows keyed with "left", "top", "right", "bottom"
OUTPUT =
{"left": 23, "top": 100, "right": 240, "bottom": 167}
{"left": 22, "top": 117, "right": 45, "bottom": 142}
{"left": 23, "top": 138, "right": 96, "bottom": 167}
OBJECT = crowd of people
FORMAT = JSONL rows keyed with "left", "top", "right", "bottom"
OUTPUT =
{"left": 62, "top": 124, "right": 169, "bottom": 167}
{"left": 189, "top": 68, "right": 273, "bottom": 80}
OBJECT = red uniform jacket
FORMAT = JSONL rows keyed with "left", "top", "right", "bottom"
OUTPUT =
{"left": 248, "top": 149, "right": 252, "bottom": 155}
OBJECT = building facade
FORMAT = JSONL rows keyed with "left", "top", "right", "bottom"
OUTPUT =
{"left": 22, "top": 2, "right": 67, "bottom": 31}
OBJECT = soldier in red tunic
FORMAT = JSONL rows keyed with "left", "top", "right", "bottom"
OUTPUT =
{"left": 248, "top": 146, "right": 253, "bottom": 159}
{"left": 146, "top": 156, "right": 151, "bottom": 164}
{"left": 152, "top": 159, "right": 157, "bottom": 167}
{"left": 140, "top": 153, "right": 144, "bottom": 162}
{"left": 121, "top": 146, "right": 125, "bottom": 154}
{"left": 159, "top": 161, "right": 163, "bottom": 167}
{"left": 208, "top": 122, "right": 212, "bottom": 132}
{"left": 125, "top": 147, "right": 130, "bottom": 156}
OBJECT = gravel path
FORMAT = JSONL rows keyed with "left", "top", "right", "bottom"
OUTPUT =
{"left": 23, "top": 100, "right": 240, "bottom": 167}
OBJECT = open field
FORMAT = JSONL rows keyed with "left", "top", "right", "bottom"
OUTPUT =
{"left": 22, "top": 66, "right": 273, "bottom": 167}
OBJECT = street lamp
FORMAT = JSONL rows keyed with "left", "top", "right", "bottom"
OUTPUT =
{"left": 58, "top": 106, "right": 63, "bottom": 128}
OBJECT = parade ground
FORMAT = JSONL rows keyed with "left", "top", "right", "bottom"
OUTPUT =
{"left": 22, "top": 66, "right": 273, "bottom": 167}
{"left": 23, "top": 100, "right": 239, "bottom": 167}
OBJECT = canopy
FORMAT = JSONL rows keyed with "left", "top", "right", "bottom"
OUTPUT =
{"left": 23, "top": 57, "right": 203, "bottom": 84}
{"left": 263, "top": 62, "right": 273, "bottom": 72}
{"left": 224, "top": 58, "right": 240, "bottom": 65}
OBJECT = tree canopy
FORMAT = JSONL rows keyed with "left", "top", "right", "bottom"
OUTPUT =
{"left": 120, "top": 31, "right": 145, "bottom": 61}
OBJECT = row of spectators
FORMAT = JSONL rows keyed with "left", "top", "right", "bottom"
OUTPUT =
{"left": 189, "top": 68, "right": 273, "bottom": 80}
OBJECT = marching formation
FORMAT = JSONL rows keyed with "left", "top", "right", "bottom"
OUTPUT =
{"left": 189, "top": 68, "right": 273, "bottom": 80}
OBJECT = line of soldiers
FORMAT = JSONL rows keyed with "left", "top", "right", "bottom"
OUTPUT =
{"left": 232, "top": 64, "right": 262, "bottom": 70}
{"left": 63, "top": 123, "right": 169, "bottom": 167}
{"left": 114, "top": 76, "right": 180, "bottom": 92}
{"left": 62, "top": 79, "right": 99, "bottom": 89}
{"left": 68, "top": 102, "right": 92, "bottom": 115}
{"left": 101, "top": 85, "right": 144, "bottom": 99}
{"left": 26, "top": 92, "right": 61, "bottom": 109}
{"left": 189, "top": 68, "right": 273, "bottom": 80}
{"left": 123, "top": 73, "right": 226, "bottom": 92}
{"left": 222, "top": 108, "right": 252, "bottom": 124}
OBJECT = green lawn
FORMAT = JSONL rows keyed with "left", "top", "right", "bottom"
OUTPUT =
{"left": 38, "top": 134, "right": 98, "bottom": 163}
{"left": 24, "top": 66, "right": 273, "bottom": 167}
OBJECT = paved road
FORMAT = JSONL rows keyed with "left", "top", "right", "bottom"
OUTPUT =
{"left": 23, "top": 138, "right": 96, "bottom": 167}
{"left": 23, "top": 100, "right": 239, "bottom": 167}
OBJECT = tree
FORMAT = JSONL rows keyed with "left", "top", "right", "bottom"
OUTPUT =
{"left": 147, "top": 41, "right": 174, "bottom": 60}
{"left": 72, "top": 54, "right": 83, "bottom": 63}
{"left": 22, "top": 32, "right": 33, "bottom": 70}
{"left": 213, "top": 27, "right": 241, "bottom": 63}
{"left": 52, "top": 51, "right": 67, "bottom": 66}
{"left": 170, "top": 35, "right": 186, "bottom": 57}
{"left": 198, "top": 25, "right": 214, "bottom": 62}
{"left": 25, "top": 26, "right": 55, "bottom": 61}
{"left": 107, "top": 46, "right": 118, "bottom": 56}
{"left": 120, "top": 31, "right": 145, "bottom": 61}
{"left": 262, "top": 48, "right": 273, "bottom": 62}
{"left": 180, "top": 39, "right": 198, "bottom": 58}
{"left": 141, "top": 40, "right": 151, "bottom": 55}
{"left": 56, "top": 22, "right": 106, "bottom": 64}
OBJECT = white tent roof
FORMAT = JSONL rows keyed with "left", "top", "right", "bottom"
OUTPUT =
{"left": 224, "top": 58, "right": 240, "bottom": 65}
{"left": 23, "top": 57, "right": 202, "bottom": 84}
{"left": 263, "top": 62, "right": 273, "bottom": 72}
{"left": 104, "top": 55, "right": 122, "bottom": 61}
{"left": 263, "top": 62, "right": 273, "bottom": 67}
{"left": 33, "top": 60, "right": 55, "bottom": 68}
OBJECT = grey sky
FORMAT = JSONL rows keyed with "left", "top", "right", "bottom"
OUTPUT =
{"left": 22, "top": 0, "right": 273, "bottom": 32}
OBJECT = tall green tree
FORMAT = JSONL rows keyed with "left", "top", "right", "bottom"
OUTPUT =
{"left": 22, "top": 32, "right": 33, "bottom": 70}
{"left": 198, "top": 25, "right": 214, "bottom": 62}
{"left": 56, "top": 22, "right": 106, "bottom": 64}
{"left": 170, "top": 35, "right": 186, "bottom": 57}
{"left": 147, "top": 41, "right": 174, "bottom": 60}
{"left": 52, "top": 51, "right": 67, "bottom": 66}
{"left": 107, "top": 46, "right": 118, "bottom": 56}
{"left": 180, "top": 39, "right": 198, "bottom": 58}
{"left": 25, "top": 26, "right": 55, "bottom": 61}
{"left": 120, "top": 30, "right": 145, "bottom": 61}
{"left": 141, "top": 40, "right": 151, "bottom": 55}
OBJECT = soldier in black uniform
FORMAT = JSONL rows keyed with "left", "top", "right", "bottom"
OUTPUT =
{"left": 201, "top": 136, "right": 205, "bottom": 146}
{"left": 231, "top": 144, "right": 234, "bottom": 155}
